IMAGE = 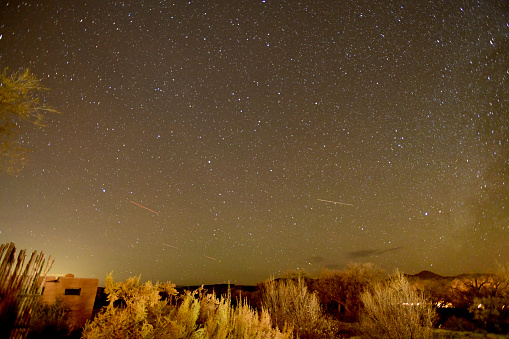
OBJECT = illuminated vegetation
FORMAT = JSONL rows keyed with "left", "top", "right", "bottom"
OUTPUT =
{"left": 359, "top": 271, "right": 436, "bottom": 339}
{"left": 2, "top": 253, "right": 507, "bottom": 338}
{"left": 81, "top": 274, "right": 292, "bottom": 339}
{"left": 0, "top": 68, "right": 57, "bottom": 174}
{"left": 313, "top": 263, "right": 385, "bottom": 322}
{"left": 260, "top": 275, "right": 338, "bottom": 339}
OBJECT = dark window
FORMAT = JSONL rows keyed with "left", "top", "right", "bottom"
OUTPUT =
{"left": 64, "top": 288, "right": 81, "bottom": 296}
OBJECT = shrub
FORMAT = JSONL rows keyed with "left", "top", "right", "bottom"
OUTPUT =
{"left": 197, "top": 288, "right": 293, "bottom": 339}
{"left": 469, "top": 295, "right": 509, "bottom": 334}
{"left": 82, "top": 274, "right": 292, "bottom": 339}
{"left": 81, "top": 274, "right": 195, "bottom": 339}
{"left": 261, "top": 276, "right": 337, "bottom": 339}
{"left": 27, "top": 298, "right": 79, "bottom": 339}
{"left": 359, "top": 271, "right": 436, "bottom": 339}
{"left": 313, "top": 263, "right": 385, "bottom": 322}
{"left": 442, "top": 315, "right": 476, "bottom": 332}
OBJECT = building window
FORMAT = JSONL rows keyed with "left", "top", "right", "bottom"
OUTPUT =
{"left": 64, "top": 288, "right": 81, "bottom": 296}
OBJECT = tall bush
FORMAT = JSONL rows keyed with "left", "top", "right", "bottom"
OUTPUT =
{"left": 197, "top": 289, "right": 293, "bottom": 339}
{"left": 359, "top": 271, "right": 436, "bottom": 339}
{"left": 261, "top": 276, "right": 337, "bottom": 339}
{"left": 313, "top": 263, "right": 384, "bottom": 322}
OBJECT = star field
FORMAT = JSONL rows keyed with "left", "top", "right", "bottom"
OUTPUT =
{"left": 0, "top": 0, "right": 507, "bottom": 285}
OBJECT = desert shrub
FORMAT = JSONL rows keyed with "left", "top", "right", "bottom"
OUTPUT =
{"left": 359, "top": 271, "right": 436, "bottom": 339}
{"left": 81, "top": 274, "right": 196, "bottom": 339}
{"left": 27, "top": 298, "right": 79, "bottom": 338}
{"left": 442, "top": 315, "right": 477, "bottom": 332}
{"left": 261, "top": 276, "right": 337, "bottom": 339}
{"left": 313, "top": 263, "right": 385, "bottom": 322}
{"left": 196, "top": 289, "right": 293, "bottom": 339}
{"left": 82, "top": 274, "right": 292, "bottom": 339}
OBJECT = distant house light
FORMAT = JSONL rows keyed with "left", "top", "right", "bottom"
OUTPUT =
{"left": 64, "top": 288, "right": 81, "bottom": 296}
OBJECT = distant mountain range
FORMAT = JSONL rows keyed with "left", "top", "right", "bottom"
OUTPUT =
{"left": 407, "top": 270, "right": 446, "bottom": 280}
{"left": 173, "top": 271, "right": 492, "bottom": 293}
{"left": 406, "top": 270, "right": 495, "bottom": 281}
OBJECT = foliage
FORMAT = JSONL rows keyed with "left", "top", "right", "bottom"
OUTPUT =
{"left": 82, "top": 274, "right": 292, "bottom": 339}
{"left": 468, "top": 263, "right": 509, "bottom": 334}
{"left": 469, "top": 296, "right": 509, "bottom": 334}
{"left": 452, "top": 271, "right": 509, "bottom": 311}
{"left": 261, "top": 276, "right": 338, "bottom": 339}
{"left": 359, "top": 271, "right": 436, "bottom": 339}
{"left": 415, "top": 277, "right": 455, "bottom": 308}
{"left": 0, "top": 68, "right": 57, "bottom": 174}
{"left": 27, "top": 298, "right": 79, "bottom": 339}
{"left": 313, "top": 263, "right": 385, "bottom": 322}
{"left": 82, "top": 274, "right": 186, "bottom": 339}
{"left": 196, "top": 288, "right": 293, "bottom": 339}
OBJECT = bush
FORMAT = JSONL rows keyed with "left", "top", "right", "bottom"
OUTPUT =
{"left": 442, "top": 315, "right": 476, "bottom": 332}
{"left": 313, "top": 263, "right": 384, "bottom": 322}
{"left": 261, "top": 276, "right": 337, "bottom": 339}
{"left": 82, "top": 274, "right": 191, "bottom": 339}
{"left": 469, "top": 295, "right": 509, "bottom": 334}
{"left": 27, "top": 298, "right": 79, "bottom": 339}
{"left": 196, "top": 288, "right": 292, "bottom": 339}
{"left": 359, "top": 271, "right": 436, "bottom": 339}
{"left": 82, "top": 274, "right": 292, "bottom": 339}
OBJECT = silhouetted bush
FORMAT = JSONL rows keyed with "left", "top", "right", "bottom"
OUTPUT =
{"left": 442, "top": 315, "right": 477, "bottom": 332}
{"left": 27, "top": 299, "right": 80, "bottom": 339}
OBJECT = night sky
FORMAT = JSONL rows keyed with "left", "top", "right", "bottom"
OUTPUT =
{"left": 1, "top": 0, "right": 508, "bottom": 286}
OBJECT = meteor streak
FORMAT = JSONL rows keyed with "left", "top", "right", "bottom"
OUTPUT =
{"left": 204, "top": 256, "right": 217, "bottom": 261}
{"left": 317, "top": 198, "right": 354, "bottom": 206}
{"left": 162, "top": 243, "right": 178, "bottom": 249}
{"left": 130, "top": 201, "right": 159, "bottom": 214}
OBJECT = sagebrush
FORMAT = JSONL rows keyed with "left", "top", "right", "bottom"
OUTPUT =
{"left": 261, "top": 276, "right": 338, "bottom": 339}
{"left": 359, "top": 271, "right": 436, "bottom": 339}
{"left": 81, "top": 274, "right": 292, "bottom": 339}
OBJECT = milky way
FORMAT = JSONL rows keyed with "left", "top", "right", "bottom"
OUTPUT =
{"left": 0, "top": 0, "right": 507, "bottom": 285}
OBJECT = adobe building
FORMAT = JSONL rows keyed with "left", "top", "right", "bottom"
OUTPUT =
{"left": 40, "top": 273, "right": 99, "bottom": 328}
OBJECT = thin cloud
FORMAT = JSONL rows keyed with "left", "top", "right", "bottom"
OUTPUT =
{"left": 346, "top": 247, "right": 403, "bottom": 259}
{"left": 309, "top": 256, "right": 326, "bottom": 264}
